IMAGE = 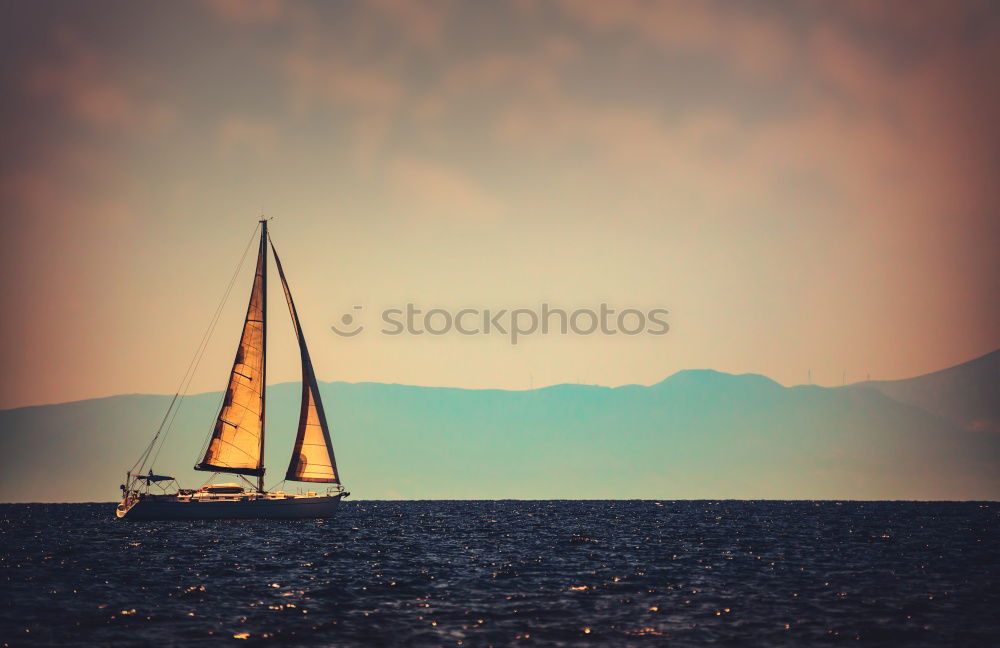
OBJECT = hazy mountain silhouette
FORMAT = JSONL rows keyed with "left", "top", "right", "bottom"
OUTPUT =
{"left": 1, "top": 350, "right": 996, "bottom": 502}
{"left": 858, "top": 349, "right": 999, "bottom": 433}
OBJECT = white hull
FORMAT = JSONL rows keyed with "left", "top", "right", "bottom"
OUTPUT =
{"left": 117, "top": 493, "right": 343, "bottom": 520}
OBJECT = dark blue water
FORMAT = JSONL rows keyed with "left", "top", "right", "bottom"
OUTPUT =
{"left": 1, "top": 501, "right": 997, "bottom": 646}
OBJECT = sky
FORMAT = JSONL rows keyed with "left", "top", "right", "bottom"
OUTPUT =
{"left": 0, "top": 0, "right": 997, "bottom": 410}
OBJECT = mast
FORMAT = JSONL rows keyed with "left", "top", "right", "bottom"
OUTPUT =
{"left": 258, "top": 218, "right": 268, "bottom": 493}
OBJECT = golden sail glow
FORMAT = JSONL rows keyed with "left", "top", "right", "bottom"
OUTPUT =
{"left": 196, "top": 229, "right": 267, "bottom": 476}
{"left": 271, "top": 240, "right": 340, "bottom": 484}
{"left": 289, "top": 379, "right": 338, "bottom": 483}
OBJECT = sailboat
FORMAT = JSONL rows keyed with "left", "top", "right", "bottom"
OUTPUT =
{"left": 116, "top": 219, "right": 348, "bottom": 520}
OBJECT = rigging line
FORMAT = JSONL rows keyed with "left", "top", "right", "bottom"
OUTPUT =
{"left": 190, "top": 223, "right": 267, "bottom": 464}
{"left": 156, "top": 222, "right": 261, "bottom": 471}
{"left": 140, "top": 223, "right": 261, "bottom": 473}
{"left": 140, "top": 229, "right": 256, "bottom": 477}
{"left": 198, "top": 472, "right": 221, "bottom": 489}
{"left": 130, "top": 390, "right": 180, "bottom": 477}
{"left": 151, "top": 238, "right": 256, "bottom": 476}
{"left": 128, "top": 392, "right": 179, "bottom": 476}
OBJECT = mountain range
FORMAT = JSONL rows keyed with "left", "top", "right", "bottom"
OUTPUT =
{"left": 1, "top": 350, "right": 996, "bottom": 502}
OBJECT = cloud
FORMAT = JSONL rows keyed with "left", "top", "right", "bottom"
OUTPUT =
{"left": 387, "top": 156, "right": 503, "bottom": 222}
{"left": 441, "top": 36, "right": 577, "bottom": 97}
{"left": 25, "top": 28, "right": 175, "bottom": 131}
{"left": 215, "top": 115, "right": 279, "bottom": 157}
{"left": 803, "top": 18, "right": 1000, "bottom": 224}
{"left": 554, "top": 0, "right": 796, "bottom": 79}
{"left": 368, "top": 0, "right": 448, "bottom": 49}
{"left": 283, "top": 50, "right": 405, "bottom": 167}
{"left": 202, "top": 0, "right": 286, "bottom": 24}
{"left": 285, "top": 53, "right": 404, "bottom": 112}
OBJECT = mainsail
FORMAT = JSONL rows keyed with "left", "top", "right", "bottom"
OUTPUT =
{"left": 196, "top": 222, "right": 268, "bottom": 480}
{"left": 270, "top": 238, "right": 340, "bottom": 484}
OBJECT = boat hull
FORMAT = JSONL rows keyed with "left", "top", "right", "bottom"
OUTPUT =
{"left": 118, "top": 494, "right": 343, "bottom": 520}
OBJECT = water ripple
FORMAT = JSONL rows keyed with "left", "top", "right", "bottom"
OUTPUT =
{"left": 1, "top": 501, "right": 998, "bottom": 646}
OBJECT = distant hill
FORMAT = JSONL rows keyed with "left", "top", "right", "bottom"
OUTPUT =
{"left": 0, "top": 350, "right": 997, "bottom": 502}
{"left": 858, "top": 349, "right": 999, "bottom": 433}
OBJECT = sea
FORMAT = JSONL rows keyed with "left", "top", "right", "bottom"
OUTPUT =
{"left": 1, "top": 501, "right": 997, "bottom": 647}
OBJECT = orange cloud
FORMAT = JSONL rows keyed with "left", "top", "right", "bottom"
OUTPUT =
{"left": 387, "top": 156, "right": 503, "bottom": 223}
